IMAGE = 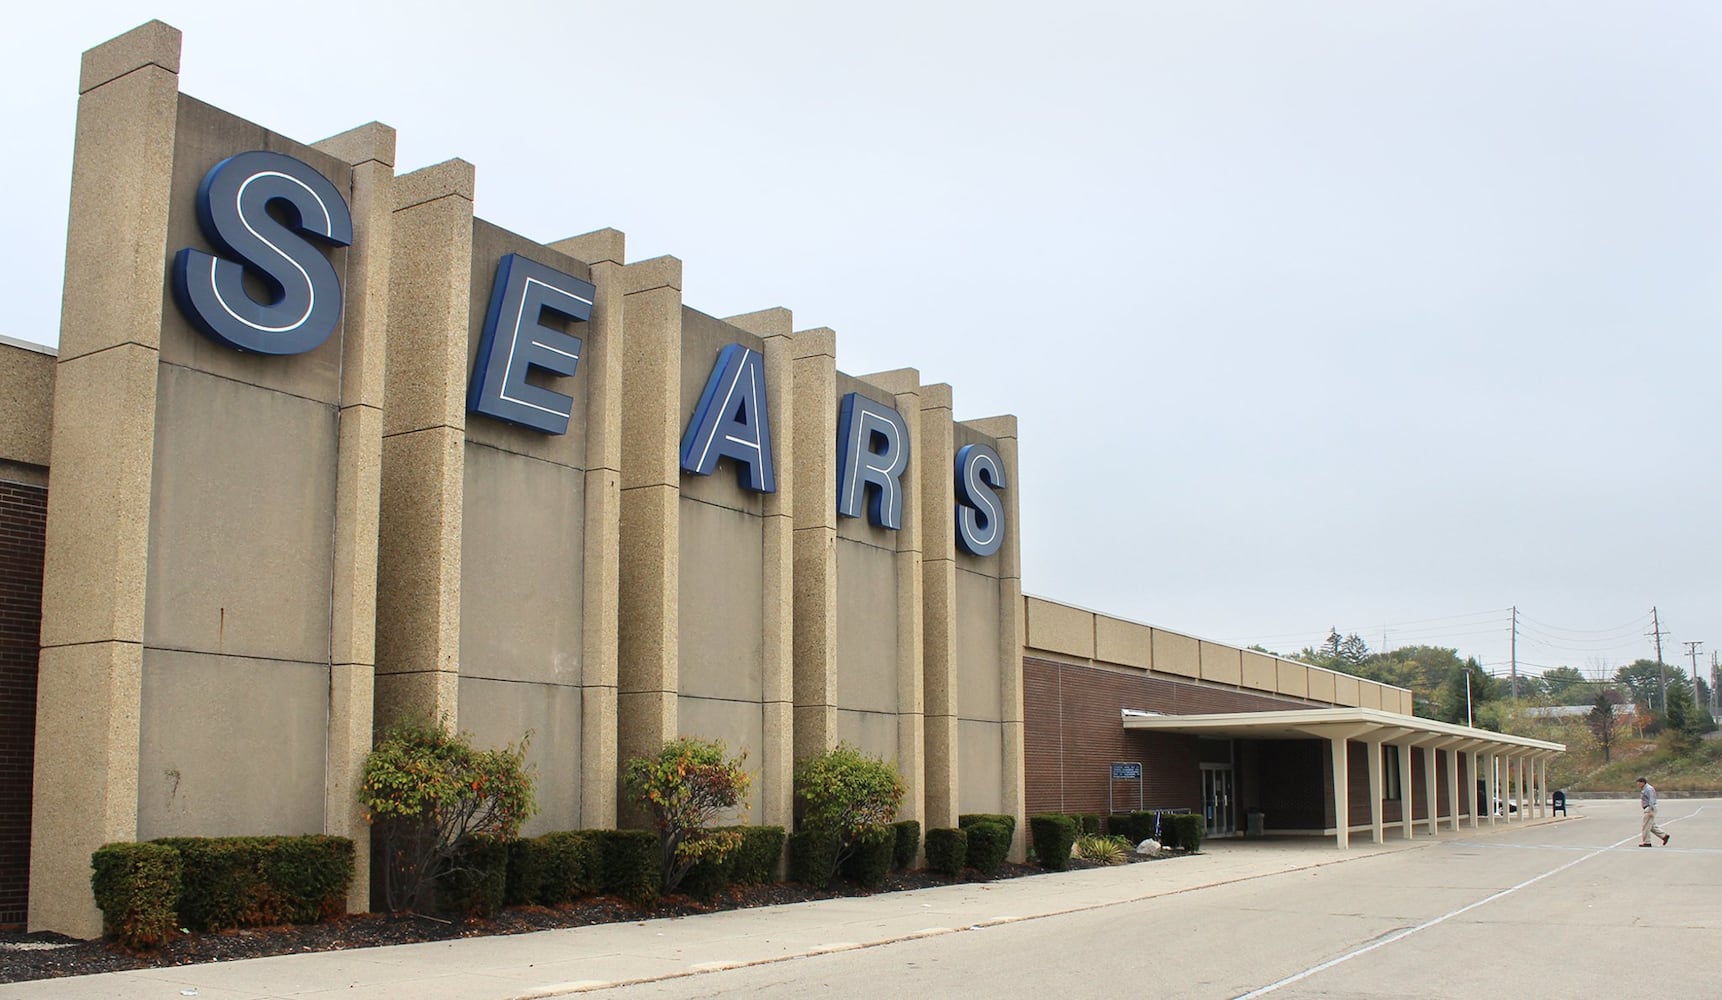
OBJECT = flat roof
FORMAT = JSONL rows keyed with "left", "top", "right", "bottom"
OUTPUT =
{"left": 1122, "top": 706, "right": 1565, "bottom": 753}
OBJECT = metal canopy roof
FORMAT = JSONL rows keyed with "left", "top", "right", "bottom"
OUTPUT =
{"left": 1121, "top": 706, "right": 1565, "bottom": 753}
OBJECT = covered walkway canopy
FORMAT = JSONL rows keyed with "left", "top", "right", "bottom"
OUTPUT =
{"left": 1122, "top": 706, "right": 1566, "bottom": 849}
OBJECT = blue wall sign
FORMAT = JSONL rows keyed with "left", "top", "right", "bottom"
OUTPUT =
{"left": 954, "top": 442, "right": 1007, "bottom": 556}
{"left": 172, "top": 151, "right": 354, "bottom": 355}
{"left": 680, "top": 343, "right": 777, "bottom": 492}
{"left": 835, "top": 392, "right": 910, "bottom": 530}
{"left": 467, "top": 253, "right": 595, "bottom": 434}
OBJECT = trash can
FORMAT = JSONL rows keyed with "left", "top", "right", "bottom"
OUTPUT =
{"left": 1246, "top": 809, "right": 1265, "bottom": 838}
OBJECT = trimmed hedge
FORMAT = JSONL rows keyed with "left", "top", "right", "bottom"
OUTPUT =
{"left": 597, "top": 830, "right": 661, "bottom": 904}
{"left": 840, "top": 825, "right": 893, "bottom": 888}
{"left": 730, "top": 826, "right": 786, "bottom": 885}
{"left": 787, "top": 829, "right": 841, "bottom": 889}
{"left": 890, "top": 820, "right": 920, "bottom": 872}
{"left": 1027, "top": 814, "right": 1077, "bottom": 871}
{"left": 1161, "top": 813, "right": 1205, "bottom": 852}
{"left": 1069, "top": 813, "right": 1102, "bottom": 836}
{"left": 924, "top": 827, "right": 967, "bottom": 878}
{"left": 679, "top": 850, "right": 737, "bottom": 902}
{"left": 152, "top": 835, "right": 353, "bottom": 932}
{"left": 439, "top": 837, "right": 510, "bottom": 918}
{"left": 958, "top": 814, "right": 1014, "bottom": 875}
{"left": 91, "top": 842, "right": 182, "bottom": 951}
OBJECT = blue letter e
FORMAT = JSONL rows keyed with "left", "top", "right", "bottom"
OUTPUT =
{"left": 468, "top": 253, "right": 595, "bottom": 435}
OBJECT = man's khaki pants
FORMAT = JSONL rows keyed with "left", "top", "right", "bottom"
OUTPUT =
{"left": 1641, "top": 808, "right": 1668, "bottom": 844}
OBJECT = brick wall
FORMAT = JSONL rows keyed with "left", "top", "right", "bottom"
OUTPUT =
{"left": 0, "top": 480, "right": 46, "bottom": 927}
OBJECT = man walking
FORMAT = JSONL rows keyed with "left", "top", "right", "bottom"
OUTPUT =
{"left": 1637, "top": 777, "right": 1670, "bottom": 847}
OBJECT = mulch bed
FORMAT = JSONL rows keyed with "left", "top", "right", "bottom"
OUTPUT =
{"left": 1, "top": 857, "right": 1161, "bottom": 984}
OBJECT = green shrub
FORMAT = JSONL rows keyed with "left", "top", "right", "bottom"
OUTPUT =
{"left": 924, "top": 828, "right": 967, "bottom": 878}
{"left": 505, "top": 839, "right": 547, "bottom": 906}
{"left": 959, "top": 813, "right": 1016, "bottom": 839}
{"left": 1070, "top": 813, "right": 1102, "bottom": 836}
{"left": 786, "top": 829, "right": 841, "bottom": 889}
{"left": 960, "top": 819, "right": 1010, "bottom": 875}
{"left": 624, "top": 738, "right": 752, "bottom": 894}
{"left": 840, "top": 825, "right": 893, "bottom": 888}
{"left": 1074, "top": 834, "right": 1132, "bottom": 865}
{"left": 91, "top": 843, "right": 182, "bottom": 951}
{"left": 596, "top": 829, "right": 660, "bottom": 905}
{"left": 890, "top": 819, "right": 920, "bottom": 871}
{"left": 1161, "top": 813, "right": 1204, "bottom": 852}
{"left": 1108, "top": 811, "right": 1179, "bottom": 845}
{"left": 264, "top": 836, "right": 355, "bottom": 924}
{"left": 729, "top": 826, "right": 785, "bottom": 885}
{"left": 679, "top": 851, "right": 737, "bottom": 902}
{"left": 794, "top": 745, "right": 905, "bottom": 884}
{"left": 1028, "top": 814, "right": 1077, "bottom": 871}
{"left": 152, "top": 836, "right": 353, "bottom": 931}
{"left": 361, "top": 720, "right": 536, "bottom": 913}
{"left": 438, "top": 837, "right": 510, "bottom": 918}
{"left": 535, "top": 830, "right": 601, "bottom": 903}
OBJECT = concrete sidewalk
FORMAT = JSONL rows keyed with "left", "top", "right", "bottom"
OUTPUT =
{"left": 5, "top": 816, "right": 1572, "bottom": 1000}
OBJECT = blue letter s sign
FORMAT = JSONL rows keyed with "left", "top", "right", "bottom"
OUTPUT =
{"left": 954, "top": 443, "right": 1006, "bottom": 556}
{"left": 467, "top": 254, "right": 595, "bottom": 435}
{"left": 172, "top": 151, "right": 354, "bottom": 355}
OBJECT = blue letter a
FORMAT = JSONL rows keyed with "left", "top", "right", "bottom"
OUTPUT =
{"left": 680, "top": 343, "right": 777, "bottom": 493}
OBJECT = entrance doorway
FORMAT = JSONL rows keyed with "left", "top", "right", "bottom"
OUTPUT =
{"left": 1201, "top": 764, "right": 1235, "bottom": 838}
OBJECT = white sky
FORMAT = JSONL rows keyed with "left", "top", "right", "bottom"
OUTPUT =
{"left": 5, "top": 2, "right": 1718, "bottom": 688}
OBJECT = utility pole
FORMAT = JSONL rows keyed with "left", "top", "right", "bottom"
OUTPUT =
{"left": 1510, "top": 605, "right": 1519, "bottom": 699}
{"left": 1684, "top": 641, "right": 1702, "bottom": 710}
{"left": 1711, "top": 651, "right": 1719, "bottom": 718}
{"left": 1648, "top": 607, "right": 1668, "bottom": 712}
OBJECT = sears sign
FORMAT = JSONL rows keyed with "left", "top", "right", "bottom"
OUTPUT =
{"left": 171, "top": 150, "right": 1005, "bottom": 551}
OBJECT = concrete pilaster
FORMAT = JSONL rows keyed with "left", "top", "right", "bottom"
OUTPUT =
{"left": 1330, "top": 737, "right": 1350, "bottom": 849}
{"left": 1397, "top": 742, "right": 1415, "bottom": 839}
{"left": 29, "top": 21, "right": 180, "bottom": 938}
{"left": 374, "top": 160, "right": 475, "bottom": 729}
{"left": 1365, "top": 739, "right": 1385, "bottom": 844}
{"left": 919, "top": 385, "right": 958, "bottom": 831}
{"left": 790, "top": 329, "right": 838, "bottom": 761}
{"left": 969, "top": 415, "right": 1024, "bottom": 860}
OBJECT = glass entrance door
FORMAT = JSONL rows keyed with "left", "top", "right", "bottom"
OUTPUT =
{"left": 1201, "top": 765, "right": 1235, "bottom": 838}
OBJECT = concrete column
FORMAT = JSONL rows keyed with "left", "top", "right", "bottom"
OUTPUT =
{"left": 1446, "top": 744, "right": 1463, "bottom": 832}
{"left": 1398, "top": 742, "right": 1415, "bottom": 840}
{"left": 918, "top": 386, "right": 959, "bottom": 832}
{"left": 1466, "top": 749, "right": 1480, "bottom": 829}
{"left": 1365, "top": 739, "right": 1385, "bottom": 844}
{"left": 614, "top": 256, "right": 683, "bottom": 824}
{"left": 789, "top": 329, "right": 839, "bottom": 760}
{"left": 1330, "top": 736, "right": 1350, "bottom": 849}
{"left": 724, "top": 307, "right": 798, "bottom": 834}
{"left": 863, "top": 370, "right": 926, "bottom": 831}
{"left": 312, "top": 121, "right": 396, "bottom": 916}
{"left": 1484, "top": 751, "right": 1498, "bottom": 826}
{"left": 1418, "top": 741, "right": 1438, "bottom": 836}
{"left": 29, "top": 21, "right": 181, "bottom": 938}
{"left": 971, "top": 416, "right": 1025, "bottom": 861}
{"left": 375, "top": 159, "right": 476, "bottom": 728}
{"left": 1538, "top": 757, "right": 1549, "bottom": 817}
{"left": 551, "top": 229, "right": 628, "bottom": 830}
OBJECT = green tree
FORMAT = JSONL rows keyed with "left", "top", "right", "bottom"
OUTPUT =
{"left": 1437, "top": 659, "right": 1496, "bottom": 727}
{"left": 1538, "top": 666, "right": 1591, "bottom": 703}
{"left": 1588, "top": 692, "right": 1626, "bottom": 763}
{"left": 624, "top": 738, "right": 752, "bottom": 894}
{"left": 794, "top": 745, "right": 905, "bottom": 883}
{"left": 1615, "top": 659, "right": 1674, "bottom": 713}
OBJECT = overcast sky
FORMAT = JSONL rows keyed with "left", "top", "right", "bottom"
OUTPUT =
{"left": 5, "top": 2, "right": 1718, "bottom": 689}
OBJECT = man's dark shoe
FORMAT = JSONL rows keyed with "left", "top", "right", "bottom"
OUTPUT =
{"left": 1639, "top": 843, "right": 1652, "bottom": 847}
{"left": 1661, "top": 834, "right": 1670, "bottom": 846}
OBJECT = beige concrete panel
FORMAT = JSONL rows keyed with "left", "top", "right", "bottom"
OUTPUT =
{"left": 618, "top": 482, "right": 678, "bottom": 694}
{"left": 57, "top": 39, "right": 177, "bottom": 363}
{"left": 552, "top": 228, "right": 625, "bottom": 266}
{"left": 789, "top": 329, "right": 837, "bottom": 762}
{"left": 458, "top": 444, "right": 585, "bottom": 685}
{"left": 757, "top": 333, "right": 794, "bottom": 832}
{"left": 1333, "top": 671, "right": 1361, "bottom": 707}
{"left": 791, "top": 528, "right": 837, "bottom": 709}
{"left": 384, "top": 160, "right": 475, "bottom": 438}
{"left": 1095, "top": 616, "right": 1152, "bottom": 670}
{"left": 314, "top": 123, "right": 395, "bottom": 413}
{"left": 458, "top": 676, "right": 582, "bottom": 835}
{"left": 919, "top": 384, "right": 955, "bottom": 562}
{"left": 326, "top": 661, "right": 372, "bottom": 915}
{"left": 1025, "top": 596, "right": 1094, "bottom": 659}
{"left": 836, "top": 539, "right": 899, "bottom": 714}
{"left": 956, "top": 569, "right": 1004, "bottom": 721}
{"left": 373, "top": 670, "right": 458, "bottom": 730}
{"left": 757, "top": 330, "right": 795, "bottom": 520}
{"left": 724, "top": 307, "right": 793, "bottom": 338}
{"left": 0, "top": 342, "right": 54, "bottom": 466}
{"left": 794, "top": 702, "right": 836, "bottom": 761}
{"left": 760, "top": 700, "right": 795, "bottom": 830}
{"left": 1238, "top": 650, "right": 1274, "bottom": 691}
{"left": 678, "top": 497, "right": 765, "bottom": 700}
{"left": 374, "top": 426, "right": 463, "bottom": 705}
{"left": 144, "top": 366, "right": 337, "bottom": 663}
{"left": 789, "top": 328, "right": 837, "bottom": 533}
{"left": 1358, "top": 681, "right": 1384, "bottom": 710}
{"left": 157, "top": 99, "right": 351, "bottom": 404}
{"left": 835, "top": 710, "right": 899, "bottom": 764}
{"left": 1307, "top": 665, "right": 1336, "bottom": 703}
{"left": 1275, "top": 659, "right": 1310, "bottom": 699}
{"left": 580, "top": 466, "right": 620, "bottom": 828}
{"left": 1200, "top": 641, "right": 1243, "bottom": 686}
{"left": 957, "top": 720, "right": 1005, "bottom": 815}
{"left": 137, "top": 650, "right": 327, "bottom": 839}
{"left": 677, "top": 696, "right": 767, "bottom": 822}
{"left": 922, "top": 560, "right": 957, "bottom": 720}
{"left": 38, "top": 345, "right": 158, "bottom": 648}
{"left": 28, "top": 641, "right": 141, "bottom": 937}
{"left": 619, "top": 258, "right": 683, "bottom": 491}
{"left": 1399, "top": 689, "right": 1416, "bottom": 716}
{"left": 1151, "top": 629, "right": 1201, "bottom": 679}
{"left": 616, "top": 689, "right": 676, "bottom": 810}
{"left": 572, "top": 256, "right": 625, "bottom": 476}
{"left": 923, "top": 711, "right": 959, "bottom": 830}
